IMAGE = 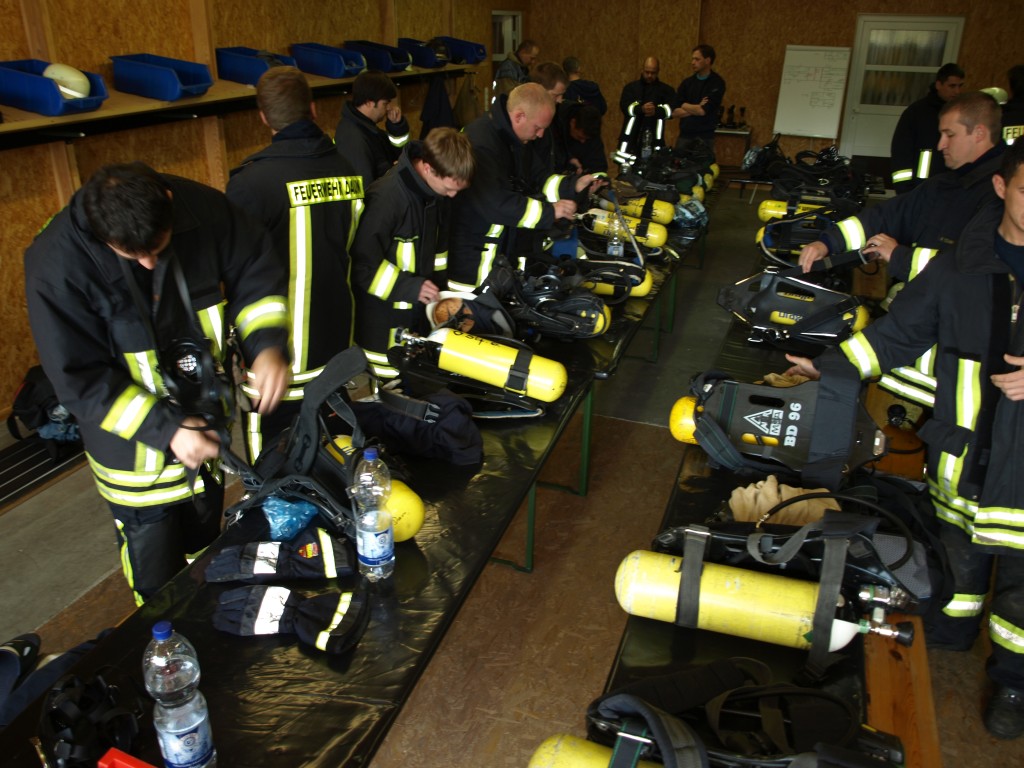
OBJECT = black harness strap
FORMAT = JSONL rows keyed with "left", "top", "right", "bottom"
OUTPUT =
{"left": 378, "top": 387, "right": 441, "bottom": 423}
{"left": 640, "top": 194, "right": 657, "bottom": 222}
{"left": 504, "top": 347, "right": 531, "bottom": 394}
{"left": 594, "top": 694, "right": 710, "bottom": 768}
{"left": 675, "top": 525, "right": 710, "bottom": 628}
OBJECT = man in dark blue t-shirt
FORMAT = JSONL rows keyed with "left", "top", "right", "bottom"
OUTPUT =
{"left": 672, "top": 44, "right": 726, "bottom": 159}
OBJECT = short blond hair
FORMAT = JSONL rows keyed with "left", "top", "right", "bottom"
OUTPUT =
{"left": 508, "top": 82, "right": 555, "bottom": 118}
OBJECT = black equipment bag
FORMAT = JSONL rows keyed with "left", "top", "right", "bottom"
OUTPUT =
{"left": 7, "top": 365, "right": 81, "bottom": 462}
{"left": 36, "top": 666, "right": 145, "bottom": 768}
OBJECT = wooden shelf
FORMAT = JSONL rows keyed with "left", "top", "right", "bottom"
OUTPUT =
{"left": 0, "top": 64, "right": 475, "bottom": 151}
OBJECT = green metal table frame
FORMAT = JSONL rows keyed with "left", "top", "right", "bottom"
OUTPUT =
{"left": 489, "top": 386, "right": 593, "bottom": 573}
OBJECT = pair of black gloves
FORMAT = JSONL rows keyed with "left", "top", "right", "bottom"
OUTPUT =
{"left": 205, "top": 525, "right": 368, "bottom": 655}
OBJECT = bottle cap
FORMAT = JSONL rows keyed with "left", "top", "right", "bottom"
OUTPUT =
{"left": 152, "top": 620, "right": 172, "bottom": 641}
{"left": 363, "top": 446, "right": 378, "bottom": 461}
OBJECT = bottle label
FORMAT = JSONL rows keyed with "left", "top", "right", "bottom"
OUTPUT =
{"left": 157, "top": 717, "right": 215, "bottom": 768}
{"left": 357, "top": 525, "right": 394, "bottom": 566}
{"left": 607, "top": 242, "right": 624, "bottom": 258}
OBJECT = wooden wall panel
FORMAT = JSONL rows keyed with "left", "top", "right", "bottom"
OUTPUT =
{"left": 46, "top": 0, "right": 195, "bottom": 81}
{"left": 210, "top": 0, "right": 385, "bottom": 53}
{"left": 3, "top": 0, "right": 31, "bottom": 59}
{"left": 71, "top": 122, "right": 213, "bottom": 187}
{"left": 396, "top": 0, "right": 452, "bottom": 40}
{"left": 222, "top": 110, "right": 266, "bottom": 173}
{"left": 0, "top": 146, "right": 64, "bottom": 406}
{"left": 701, "top": 2, "right": 1021, "bottom": 159}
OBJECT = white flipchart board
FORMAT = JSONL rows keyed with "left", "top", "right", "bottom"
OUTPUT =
{"left": 772, "top": 46, "right": 851, "bottom": 139}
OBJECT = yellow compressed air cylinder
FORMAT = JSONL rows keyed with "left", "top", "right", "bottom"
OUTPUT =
{"left": 669, "top": 395, "right": 700, "bottom": 444}
{"left": 589, "top": 209, "right": 668, "bottom": 248}
{"left": 596, "top": 196, "right": 675, "bottom": 224}
{"left": 584, "top": 267, "right": 654, "bottom": 298}
{"left": 615, "top": 549, "right": 821, "bottom": 649}
{"left": 324, "top": 436, "right": 425, "bottom": 541}
{"left": 528, "top": 734, "right": 660, "bottom": 768}
{"left": 429, "top": 328, "right": 567, "bottom": 403}
{"left": 757, "top": 199, "right": 825, "bottom": 222}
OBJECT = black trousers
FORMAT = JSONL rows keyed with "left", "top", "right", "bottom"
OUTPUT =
{"left": 930, "top": 522, "right": 1024, "bottom": 689}
{"left": 109, "top": 465, "right": 224, "bottom": 604}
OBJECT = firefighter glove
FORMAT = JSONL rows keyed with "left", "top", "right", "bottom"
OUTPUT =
{"left": 204, "top": 526, "right": 354, "bottom": 583}
{"left": 212, "top": 585, "right": 369, "bottom": 655}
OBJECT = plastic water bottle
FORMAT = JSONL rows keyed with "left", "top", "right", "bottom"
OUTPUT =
{"left": 606, "top": 215, "right": 625, "bottom": 259}
{"left": 641, "top": 128, "right": 653, "bottom": 159}
{"left": 353, "top": 447, "right": 395, "bottom": 582}
{"left": 143, "top": 621, "right": 217, "bottom": 768}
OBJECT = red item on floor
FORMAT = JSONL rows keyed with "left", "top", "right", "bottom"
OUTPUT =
{"left": 99, "top": 748, "right": 158, "bottom": 768}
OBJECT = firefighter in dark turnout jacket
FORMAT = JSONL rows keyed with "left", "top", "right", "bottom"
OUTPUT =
{"left": 786, "top": 141, "right": 1024, "bottom": 740}
{"left": 800, "top": 93, "right": 1005, "bottom": 407}
{"left": 890, "top": 63, "right": 965, "bottom": 193}
{"left": 616, "top": 56, "right": 676, "bottom": 162}
{"left": 24, "top": 163, "right": 289, "bottom": 604}
{"left": 1003, "top": 64, "right": 1024, "bottom": 146}
{"left": 226, "top": 66, "right": 365, "bottom": 462}
{"left": 334, "top": 70, "right": 410, "bottom": 185}
{"left": 351, "top": 128, "right": 475, "bottom": 378}
{"left": 449, "top": 83, "right": 602, "bottom": 291}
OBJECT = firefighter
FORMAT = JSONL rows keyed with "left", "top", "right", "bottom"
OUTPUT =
{"left": 890, "top": 63, "right": 965, "bottom": 194}
{"left": 785, "top": 140, "right": 1024, "bottom": 739}
{"left": 616, "top": 56, "right": 676, "bottom": 162}
{"left": 24, "top": 163, "right": 289, "bottom": 604}
{"left": 226, "top": 66, "right": 364, "bottom": 463}
{"left": 334, "top": 70, "right": 409, "bottom": 185}
{"left": 492, "top": 39, "right": 539, "bottom": 100}
{"left": 1002, "top": 64, "right": 1024, "bottom": 146}
{"left": 351, "top": 127, "right": 475, "bottom": 378}
{"left": 799, "top": 92, "right": 1006, "bottom": 408}
{"left": 448, "top": 83, "right": 602, "bottom": 292}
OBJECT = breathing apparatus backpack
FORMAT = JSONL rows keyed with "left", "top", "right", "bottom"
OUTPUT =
{"left": 222, "top": 347, "right": 425, "bottom": 541}
{"left": 474, "top": 256, "right": 613, "bottom": 341}
{"left": 741, "top": 132, "right": 789, "bottom": 181}
{"left": 755, "top": 209, "right": 854, "bottom": 270}
{"left": 670, "top": 370, "right": 884, "bottom": 491}
{"left": 645, "top": 508, "right": 930, "bottom": 632}
{"left": 386, "top": 327, "right": 568, "bottom": 419}
{"left": 717, "top": 265, "right": 870, "bottom": 354}
{"left": 769, "top": 149, "right": 865, "bottom": 213}
{"left": 529, "top": 657, "right": 905, "bottom": 768}
{"left": 616, "top": 150, "right": 707, "bottom": 201}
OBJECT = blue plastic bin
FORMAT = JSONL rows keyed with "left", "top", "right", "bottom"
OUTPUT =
{"left": 434, "top": 37, "right": 486, "bottom": 65}
{"left": 396, "top": 38, "right": 444, "bottom": 69}
{"left": 291, "top": 43, "right": 365, "bottom": 79}
{"left": 216, "top": 47, "right": 297, "bottom": 85}
{"left": 110, "top": 53, "right": 213, "bottom": 100}
{"left": 343, "top": 41, "right": 412, "bottom": 73}
{"left": 0, "top": 59, "right": 108, "bottom": 116}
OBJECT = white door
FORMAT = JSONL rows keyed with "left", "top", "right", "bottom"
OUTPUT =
{"left": 491, "top": 11, "right": 522, "bottom": 63}
{"left": 839, "top": 14, "right": 963, "bottom": 158}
